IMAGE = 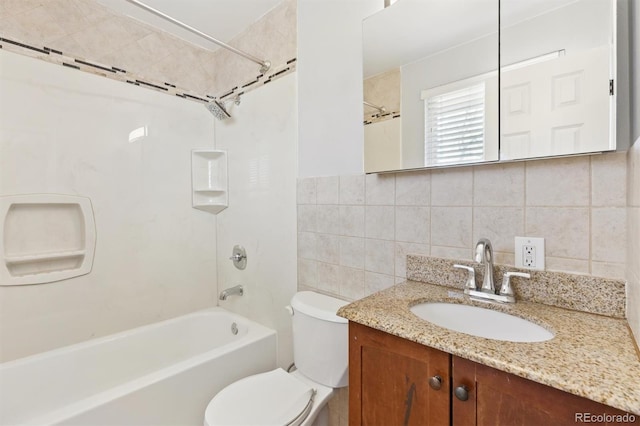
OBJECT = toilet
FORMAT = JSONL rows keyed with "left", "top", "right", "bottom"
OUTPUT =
{"left": 204, "top": 291, "right": 349, "bottom": 426}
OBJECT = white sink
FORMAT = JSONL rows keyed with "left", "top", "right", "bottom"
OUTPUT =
{"left": 409, "top": 302, "right": 554, "bottom": 342}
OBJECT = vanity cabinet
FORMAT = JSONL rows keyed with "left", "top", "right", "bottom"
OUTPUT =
{"left": 349, "top": 322, "right": 636, "bottom": 426}
{"left": 348, "top": 322, "right": 450, "bottom": 425}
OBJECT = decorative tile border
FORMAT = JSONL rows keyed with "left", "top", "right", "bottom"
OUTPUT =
{"left": 0, "top": 37, "right": 296, "bottom": 106}
{"left": 407, "top": 254, "right": 627, "bottom": 318}
{"left": 364, "top": 110, "right": 401, "bottom": 126}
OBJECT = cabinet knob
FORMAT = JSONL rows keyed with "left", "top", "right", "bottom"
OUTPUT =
{"left": 454, "top": 385, "right": 469, "bottom": 401}
{"left": 428, "top": 375, "right": 442, "bottom": 390}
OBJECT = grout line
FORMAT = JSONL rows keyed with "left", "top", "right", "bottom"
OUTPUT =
{"left": 471, "top": 165, "right": 476, "bottom": 257}
{"left": 523, "top": 160, "right": 528, "bottom": 238}
{"left": 428, "top": 170, "right": 433, "bottom": 256}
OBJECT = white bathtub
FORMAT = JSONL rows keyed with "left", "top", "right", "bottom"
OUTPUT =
{"left": 0, "top": 308, "right": 277, "bottom": 425}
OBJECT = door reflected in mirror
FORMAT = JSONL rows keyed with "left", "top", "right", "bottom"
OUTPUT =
{"left": 500, "top": 0, "right": 615, "bottom": 160}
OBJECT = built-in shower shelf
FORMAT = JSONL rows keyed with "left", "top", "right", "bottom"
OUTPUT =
{"left": 192, "top": 204, "right": 228, "bottom": 214}
{"left": 193, "top": 188, "right": 226, "bottom": 193}
{"left": 0, "top": 194, "right": 96, "bottom": 285}
{"left": 5, "top": 250, "right": 86, "bottom": 265}
{"left": 192, "top": 150, "right": 228, "bottom": 214}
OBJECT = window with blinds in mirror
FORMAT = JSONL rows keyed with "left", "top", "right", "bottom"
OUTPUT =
{"left": 422, "top": 72, "right": 498, "bottom": 167}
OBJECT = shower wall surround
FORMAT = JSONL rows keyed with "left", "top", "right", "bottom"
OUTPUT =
{"left": 214, "top": 73, "right": 298, "bottom": 370}
{"left": 0, "top": 50, "right": 217, "bottom": 362}
{"left": 0, "top": 0, "right": 296, "bottom": 100}
{"left": 297, "top": 153, "right": 627, "bottom": 302}
{"left": 363, "top": 68, "right": 400, "bottom": 123}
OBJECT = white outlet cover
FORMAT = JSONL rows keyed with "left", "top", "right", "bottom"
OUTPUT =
{"left": 515, "top": 236, "right": 545, "bottom": 270}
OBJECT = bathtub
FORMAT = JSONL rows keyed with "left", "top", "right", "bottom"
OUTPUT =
{"left": 0, "top": 308, "right": 277, "bottom": 425}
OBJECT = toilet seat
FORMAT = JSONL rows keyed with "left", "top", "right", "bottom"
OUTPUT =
{"left": 204, "top": 368, "right": 317, "bottom": 426}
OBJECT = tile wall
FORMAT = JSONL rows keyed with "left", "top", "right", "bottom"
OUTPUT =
{"left": 363, "top": 68, "right": 400, "bottom": 121}
{"left": 0, "top": 0, "right": 296, "bottom": 98}
{"left": 297, "top": 153, "right": 628, "bottom": 302}
{"left": 209, "top": 0, "right": 296, "bottom": 94}
{"left": 215, "top": 74, "right": 298, "bottom": 370}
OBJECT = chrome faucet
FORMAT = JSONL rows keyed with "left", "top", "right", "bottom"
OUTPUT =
{"left": 475, "top": 238, "right": 495, "bottom": 293}
{"left": 219, "top": 285, "right": 244, "bottom": 300}
{"left": 452, "top": 238, "right": 531, "bottom": 303}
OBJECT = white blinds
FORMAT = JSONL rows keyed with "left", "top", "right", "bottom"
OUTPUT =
{"left": 424, "top": 82, "right": 485, "bottom": 165}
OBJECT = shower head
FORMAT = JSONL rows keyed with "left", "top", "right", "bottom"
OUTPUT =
{"left": 205, "top": 100, "right": 231, "bottom": 120}
{"left": 204, "top": 96, "right": 241, "bottom": 121}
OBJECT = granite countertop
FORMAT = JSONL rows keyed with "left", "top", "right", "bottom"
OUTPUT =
{"left": 337, "top": 280, "right": 640, "bottom": 415}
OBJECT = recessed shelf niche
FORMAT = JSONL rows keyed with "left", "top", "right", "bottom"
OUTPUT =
{"left": 192, "top": 150, "right": 228, "bottom": 214}
{"left": 0, "top": 194, "right": 97, "bottom": 285}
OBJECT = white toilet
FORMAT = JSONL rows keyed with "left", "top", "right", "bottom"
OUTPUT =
{"left": 204, "top": 291, "right": 349, "bottom": 426}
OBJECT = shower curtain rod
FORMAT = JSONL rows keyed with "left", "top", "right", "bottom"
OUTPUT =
{"left": 363, "top": 100, "right": 386, "bottom": 114}
{"left": 125, "top": 0, "right": 271, "bottom": 73}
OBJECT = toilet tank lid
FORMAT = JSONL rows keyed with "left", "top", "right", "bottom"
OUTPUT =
{"left": 291, "top": 291, "right": 349, "bottom": 323}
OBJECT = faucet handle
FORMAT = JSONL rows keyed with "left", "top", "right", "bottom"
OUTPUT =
{"left": 453, "top": 264, "right": 477, "bottom": 291}
{"left": 500, "top": 271, "right": 531, "bottom": 297}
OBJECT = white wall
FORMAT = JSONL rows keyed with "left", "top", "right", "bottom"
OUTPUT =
{"left": 297, "top": 0, "right": 380, "bottom": 178}
{"left": 214, "top": 74, "right": 298, "bottom": 368}
{"left": 0, "top": 51, "right": 217, "bottom": 362}
{"left": 625, "top": 0, "right": 640, "bottom": 345}
{"left": 632, "top": 0, "right": 640, "bottom": 144}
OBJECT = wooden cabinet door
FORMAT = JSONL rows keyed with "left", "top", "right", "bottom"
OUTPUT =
{"left": 349, "top": 322, "right": 450, "bottom": 426}
{"left": 452, "top": 356, "right": 638, "bottom": 426}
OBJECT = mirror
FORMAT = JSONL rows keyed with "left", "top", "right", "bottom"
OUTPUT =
{"left": 363, "top": 0, "right": 616, "bottom": 173}
{"left": 500, "top": 0, "right": 615, "bottom": 160}
{"left": 363, "top": 0, "right": 499, "bottom": 172}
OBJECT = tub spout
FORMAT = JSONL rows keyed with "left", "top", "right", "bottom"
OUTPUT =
{"left": 219, "top": 285, "right": 244, "bottom": 301}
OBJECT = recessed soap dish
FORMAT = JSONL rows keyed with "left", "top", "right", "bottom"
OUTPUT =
{"left": 0, "top": 194, "right": 96, "bottom": 285}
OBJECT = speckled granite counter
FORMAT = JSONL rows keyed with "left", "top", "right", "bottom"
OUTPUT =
{"left": 337, "top": 280, "right": 640, "bottom": 415}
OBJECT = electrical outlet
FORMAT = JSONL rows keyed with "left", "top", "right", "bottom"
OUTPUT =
{"left": 515, "top": 237, "right": 545, "bottom": 270}
{"left": 523, "top": 245, "right": 535, "bottom": 267}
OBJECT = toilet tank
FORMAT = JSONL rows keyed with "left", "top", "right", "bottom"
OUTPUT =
{"left": 290, "top": 291, "right": 349, "bottom": 388}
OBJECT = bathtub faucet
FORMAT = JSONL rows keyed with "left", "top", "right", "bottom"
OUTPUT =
{"left": 219, "top": 285, "right": 244, "bottom": 301}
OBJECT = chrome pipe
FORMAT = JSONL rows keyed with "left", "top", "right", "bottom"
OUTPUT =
{"left": 363, "top": 100, "right": 386, "bottom": 114}
{"left": 125, "top": 0, "right": 271, "bottom": 73}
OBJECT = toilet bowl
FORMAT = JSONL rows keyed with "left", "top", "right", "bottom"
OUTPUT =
{"left": 204, "top": 291, "right": 349, "bottom": 426}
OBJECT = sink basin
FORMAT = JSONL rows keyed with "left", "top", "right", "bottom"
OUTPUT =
{"left": 410, "top": 302, "right": 554, "bottom": 342}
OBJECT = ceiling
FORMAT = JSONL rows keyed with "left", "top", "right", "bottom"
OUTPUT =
{"left": 97, "top": 0, "right": 283, "bottom": 52}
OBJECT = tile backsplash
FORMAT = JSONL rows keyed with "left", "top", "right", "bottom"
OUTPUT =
{"left": 406, "top": 255, "right": 626, "bottom": 318}
{"left": 297, "top": 153, "right": 627, "bottom": 301}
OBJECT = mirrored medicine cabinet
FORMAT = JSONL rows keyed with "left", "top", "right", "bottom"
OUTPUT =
{"left": 363, "top": 0, "right": 621, "bottom": 173}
